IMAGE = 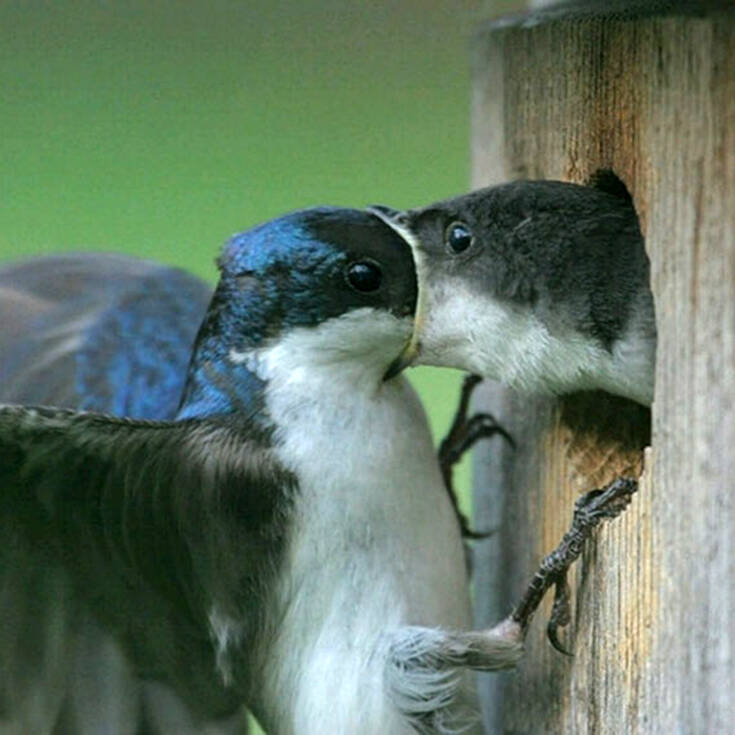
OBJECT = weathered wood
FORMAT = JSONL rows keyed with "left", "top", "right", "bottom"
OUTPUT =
{"left": 471, "top": 3, "right": 735, "bottom": 732}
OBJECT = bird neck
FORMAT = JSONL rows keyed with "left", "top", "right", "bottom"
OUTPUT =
{"left": 233, "top": 309, "right": 411, "bottom": 405}
{"left": 178, "top": 305, "right": 411, "bottom": 421}
{"left": 176, "top": 335, "right": 267, "bottom": 420}
{"left": 176, "top": 281, "right": 274, "bottom": 420}
{"left": 176, "top": 332, "right": 389, "bottom": 424}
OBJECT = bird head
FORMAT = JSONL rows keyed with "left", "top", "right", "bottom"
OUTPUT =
{"left": 180, "top": 207, "right": 418, "bottom": 417}
{"left": 371, "top": 181, "right": 653, "bottom": 403}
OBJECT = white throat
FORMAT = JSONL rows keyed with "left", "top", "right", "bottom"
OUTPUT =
{"left": 230, "top": 308, "right": 412, "bottom": 392}
{"left": 415, "top": 277, "right": 654, "bottom": 406}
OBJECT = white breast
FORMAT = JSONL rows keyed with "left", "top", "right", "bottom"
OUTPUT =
{"left": 240, "top": 315, "right": 475, "bottom": 734}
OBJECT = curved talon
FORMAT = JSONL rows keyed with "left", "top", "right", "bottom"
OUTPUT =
{"left": 462, "top": 526, "right": 494, "bottom": 540}
{"left": 547, "top": 621, "right": 573, "bottom": 656}
{"left": 547, "top": 575, "right": 573, "bottom": 656}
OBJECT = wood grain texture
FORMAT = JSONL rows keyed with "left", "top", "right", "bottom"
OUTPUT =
{"left": 471, "top": 3, "right": 735, "bottom": 732}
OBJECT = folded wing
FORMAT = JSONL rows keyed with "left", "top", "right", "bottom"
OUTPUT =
{"left": 0, "top": 409, "right": 291, "bottom": 729}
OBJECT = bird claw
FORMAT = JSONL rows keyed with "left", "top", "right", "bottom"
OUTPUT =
{"left": 441, "top": 377, "right": 637, "bottom": 654}
{"left": 546, "top": 622, "right": 572, "bottom": 657}
{"left": 510, "top": 477, "right": 638, "bottom": 653}
{"left": 438, "top": 374, "right": 514, "bottom": 538}
{"left": 546, "top": 576, "right": 573, "bottom": 656}
{"left": 574, "top": 479, "right": 636, "bottom": 522}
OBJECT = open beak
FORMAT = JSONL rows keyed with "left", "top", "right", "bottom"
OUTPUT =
{"left": 367, "top": 205, "right": 426, "bottom": 381}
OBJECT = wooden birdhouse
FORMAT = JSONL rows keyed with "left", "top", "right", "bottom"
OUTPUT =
{"left": 472, "top": 2, "right": 735, "bottom": 731}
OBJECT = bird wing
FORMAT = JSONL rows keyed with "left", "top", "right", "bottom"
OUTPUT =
{"left": 0, "top": 253, "right": 212, "bottom": 417}
{"left": 0, "top": 404, "right": 292, "bottom": 727}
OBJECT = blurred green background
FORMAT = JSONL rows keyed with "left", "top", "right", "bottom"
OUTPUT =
{"left": 1, "top": 0, "right": 480, "bottom": 492}
{"left": 3, "top": 1, "right": 478, "bottom": 728}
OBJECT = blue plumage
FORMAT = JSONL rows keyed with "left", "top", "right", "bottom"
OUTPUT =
{"left": 0, "top": 206, "right": 436, "bottom": 734}
{"left": 76, "top": 270, "right": 211, "bottom": 417}
{"left": 0, "top": 253, "right": 212, "bottom": 418}
{"left": 220, "top": 208, "right": 345, "bottom": 278}
{"left": 213, "top": 209, "right": 359, "bottom": 347}
{"left": 176, "top": 211, "right": 348, "bottom": 420}
{"left": 176, "top": 359, "right": 266, "bottom": 421}
{"left": 1, "top": 203, "right": 532, "bottom": 734}
{"left": 178, "top": 206, "right": 417, "bottom": 419}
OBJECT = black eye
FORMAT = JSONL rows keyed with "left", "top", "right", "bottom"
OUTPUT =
{"left": 346, "top": 260, "right": 382, "bottom": 293}
{"left": 446, "top": 221, "right": 473, "bottom": 254}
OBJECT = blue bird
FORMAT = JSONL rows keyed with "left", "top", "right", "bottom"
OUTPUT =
{"left": 0, "top": 208, "right": 524, "bottom": 735}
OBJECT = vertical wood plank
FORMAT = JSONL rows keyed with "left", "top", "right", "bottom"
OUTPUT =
{"left": 471, "top": 4, "right": 735, "bottom": 732}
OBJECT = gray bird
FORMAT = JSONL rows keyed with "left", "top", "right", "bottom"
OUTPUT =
{"left": 372, "top": 177, "right": 655, "bottom": 406}
{"left": 0, "top": 210, "right": 524, "bottom": 735}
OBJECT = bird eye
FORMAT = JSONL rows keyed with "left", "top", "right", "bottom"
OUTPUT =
{"left": 346, "top": 260, "right": 382, "bottom": 293}
{"left": 445, "top": 221, "right": 473, "bottom": 254}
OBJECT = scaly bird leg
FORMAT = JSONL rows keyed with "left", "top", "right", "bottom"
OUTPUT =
{"left": 507, "top": 476, "right": 638, "bottom": 654}
{"left": 434, "top": 382, "right": 636, "bottom": 663}
{"left": 438, "top": 374, "right": 514, "bottom": 539}
{"left": 406, "top": 477, "right": 638, "bottom": 673}
{"left": 387, "top": 477, "right": 638, "bottom": 723}
{"left": 389, "top": 474, "right": 637, "bottom": 724}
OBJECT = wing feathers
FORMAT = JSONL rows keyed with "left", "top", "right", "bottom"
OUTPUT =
{"left": 0, "top": 406, "right": 295, "bottom": 701}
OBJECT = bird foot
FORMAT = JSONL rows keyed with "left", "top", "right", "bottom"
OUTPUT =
{"left": 438, "top": 374, "right": 514, "bottom": 538}
{"left": 510, "top": 477, "right": 638, "bottom": 654}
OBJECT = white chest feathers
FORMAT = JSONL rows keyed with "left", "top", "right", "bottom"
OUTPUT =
{"left": 237, "top": 316, "right": 476, "bottom": 733}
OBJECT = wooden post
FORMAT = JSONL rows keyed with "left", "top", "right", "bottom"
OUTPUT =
{"left": 471, "top": 2, "right": 735, "bottom": 732}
